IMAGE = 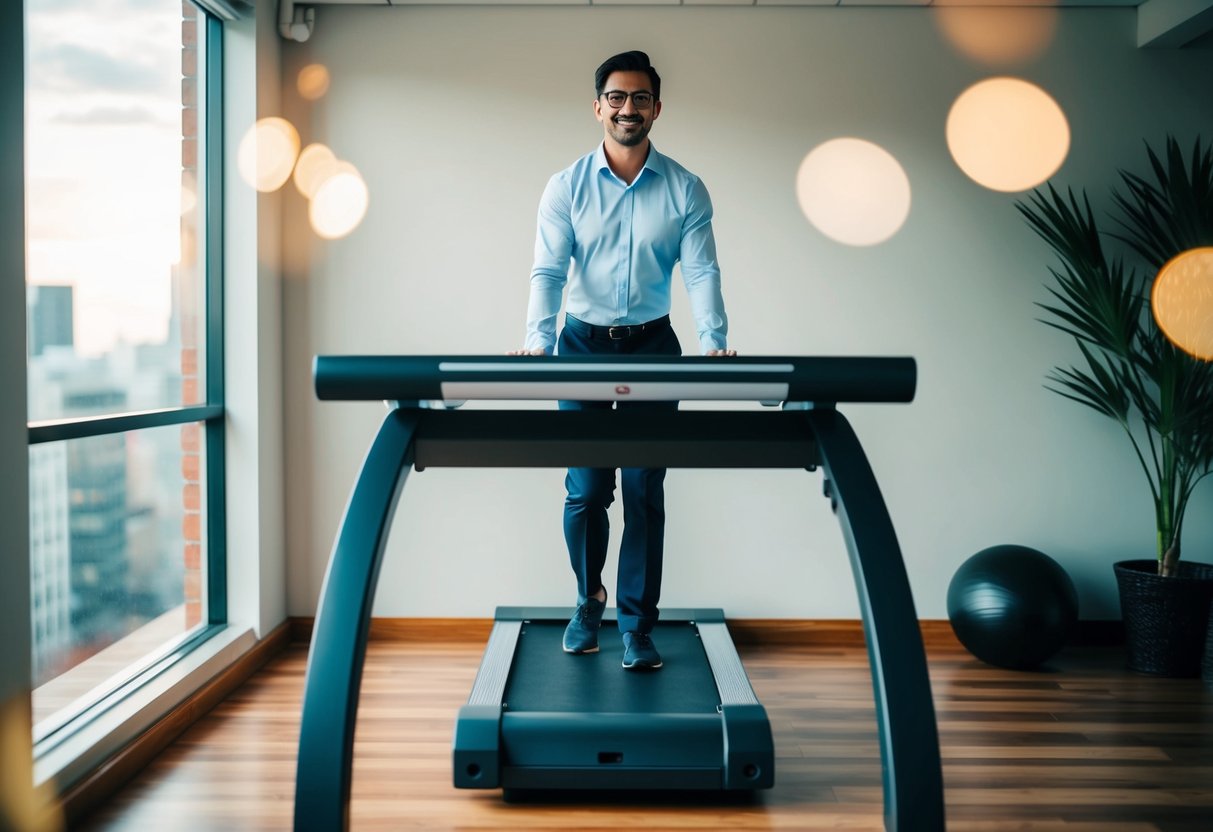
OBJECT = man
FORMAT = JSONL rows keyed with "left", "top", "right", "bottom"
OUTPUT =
{"left": 510, "top": 50, "right": 735, "bottom": 671}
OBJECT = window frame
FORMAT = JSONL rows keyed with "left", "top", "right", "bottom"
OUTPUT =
{"left": 25, "top": 5, "right": 227, "bottom": 755}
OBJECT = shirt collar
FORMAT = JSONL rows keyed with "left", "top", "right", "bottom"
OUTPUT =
{"left": 595, "top": 141, "right": 665, "bottom": 183}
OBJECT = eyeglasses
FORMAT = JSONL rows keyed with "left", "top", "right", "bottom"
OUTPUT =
{"left": 601, "top": 90, "right": 655, "bottom": 110}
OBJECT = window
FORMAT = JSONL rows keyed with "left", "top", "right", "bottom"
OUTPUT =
{"left": 25, "top": 0, "right": 224, "bottom": 746}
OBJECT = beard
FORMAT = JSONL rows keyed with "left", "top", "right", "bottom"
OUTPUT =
{"left": 608, "top": 115, "right": 651, "bottom": 147}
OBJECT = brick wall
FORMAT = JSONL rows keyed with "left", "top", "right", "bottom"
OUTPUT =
{"left": 180, "top": 2, "right": 202, "bottom": 629}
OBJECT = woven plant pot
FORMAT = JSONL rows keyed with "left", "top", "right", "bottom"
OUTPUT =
{"left": 1114, "top": 559, "right": 1213, "bottom": 677}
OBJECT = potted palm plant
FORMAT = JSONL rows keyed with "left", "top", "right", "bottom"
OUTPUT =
{"left": 1017, "top": 136, "right": 1213, "bottom": 677}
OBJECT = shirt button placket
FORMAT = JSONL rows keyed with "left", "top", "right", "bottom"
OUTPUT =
{"left": 619, "top": 189, "right": 633, "bottom": 320}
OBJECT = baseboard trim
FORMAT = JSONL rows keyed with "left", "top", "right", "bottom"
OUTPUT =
{"left": 729, "top": 620, "right": 1120, "bottom": 647}
{"left": 287, "top": 616, "right": 959, "bottom": 647}
{"left": 728, "top": 619, "right": 961, "bottom": 647}
{"left": 288, "top": 615, "right": 941, "bottom": 646}
{"left": 60, "top": 621, "right": 292, "bottom": 825}
{"left": 288, "top": 616, "right": 494, "bottom": 644}
{"left": 287, "top": 616, "right": 1123, "bottom": 648}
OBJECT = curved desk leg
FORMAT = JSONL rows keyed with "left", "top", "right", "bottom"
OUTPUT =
{"left": 294, "top": 408, "right": 420, "bottom": 832}
{"left": 804, "top": 408, "right": 945, "bottom": 832}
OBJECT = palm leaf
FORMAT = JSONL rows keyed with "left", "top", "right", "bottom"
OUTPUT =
{"left": 1109, "top": 137, "right": 1213, "bottom": 265}
{"left": 1045, "top": 341, "right": 1131, "bottom": 422}
{"left": 1017, "top": 185, "right": 1106, "bottom": 276}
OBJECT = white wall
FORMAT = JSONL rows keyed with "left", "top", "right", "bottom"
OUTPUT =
{"left": 225, "top": 0, "right": 288, "bottom": 638}
{"left": 282, "top": 7, "right": 1213, "bottom": 621}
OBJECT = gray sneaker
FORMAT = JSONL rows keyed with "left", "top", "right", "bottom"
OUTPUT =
{"left": 622, "top": 631, "right": 663, "bottom": 670}
{"left": 562, "top": 591, "right": 607, "bottom": 654}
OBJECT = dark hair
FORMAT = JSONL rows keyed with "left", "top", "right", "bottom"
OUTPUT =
{"left": 594, "top": 51, "right": 661, "bottom": 102}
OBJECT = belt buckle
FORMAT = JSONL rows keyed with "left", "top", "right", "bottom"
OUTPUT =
{"left": 608, "top": 325, "right": 628, "bottom": 340}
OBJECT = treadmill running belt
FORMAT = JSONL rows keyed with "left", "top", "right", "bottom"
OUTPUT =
{"left": 505, "top": 619, "right": 722, "bottom": 714}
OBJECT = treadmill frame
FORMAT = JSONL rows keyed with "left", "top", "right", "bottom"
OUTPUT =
{"left": 293, "top": 356, "right": 945, "bottom": 832}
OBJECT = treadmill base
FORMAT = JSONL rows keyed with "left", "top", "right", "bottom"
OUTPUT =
{"left": 454, "top": 608, "right": 775, "bottom": 793}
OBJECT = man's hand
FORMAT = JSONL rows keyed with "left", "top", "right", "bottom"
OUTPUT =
{"left": 706, "top": 349, "right": 737, "bottom": 357}
{"left": 506, "top": 348, "right": 546, "bottom": 356}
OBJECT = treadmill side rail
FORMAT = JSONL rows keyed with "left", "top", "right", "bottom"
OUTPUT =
{"left": 465, "top": 620, "right": 522, "bottom": 707}
{"left": 699, "top": 621, "right": 775, "bottom": 790}
{"left": 453, "top": 619, "right": 522, "bottom": 788}
{"left": 697, "top": 622, "right": 761, "bottom": 706}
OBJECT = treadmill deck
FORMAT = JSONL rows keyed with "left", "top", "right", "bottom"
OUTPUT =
{"left": 454, "top": 608, "right": 775, "bottom": 792}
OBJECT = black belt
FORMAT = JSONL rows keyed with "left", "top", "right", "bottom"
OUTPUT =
{"left": 564, "top": 314, "right": 670, "bottom": 341}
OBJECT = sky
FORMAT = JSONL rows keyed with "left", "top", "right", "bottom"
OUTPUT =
{"left": 26, "top": 0, "right": 190, "bottom": 357}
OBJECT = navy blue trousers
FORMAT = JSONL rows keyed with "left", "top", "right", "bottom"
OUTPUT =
{"left": 557, "top": 317, "right": 681, "bottom": 635}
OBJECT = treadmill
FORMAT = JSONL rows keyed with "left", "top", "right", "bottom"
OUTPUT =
{"left": 293, "top": 355, "right": 945, "bottom": 832}
{"left": 453, "top": 606, "right": 773, "bottom": 793}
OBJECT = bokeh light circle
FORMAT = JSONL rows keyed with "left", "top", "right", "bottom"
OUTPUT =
{"left": 796, "top": 138, "right": 912, "bottom": 247}
{"left": 293, "top": 143, "right": 339, "bottom": 198}
{"left": 297, "top": 64, "right": 331, "bottom": 101}
{"left": 934, "top": 9, "right": 1058, "bottom": 67}
{"left": 309, "top": 162, "right": 369, "bottom": 240}
{"left": 1152, "top": 247, "right": 1213, "bottom": 361}
{"left": 946, "top": 77, "right": 1069, "bottom": 192}
{"left": 237, "top": 117, "right": 300, "bottom": 193}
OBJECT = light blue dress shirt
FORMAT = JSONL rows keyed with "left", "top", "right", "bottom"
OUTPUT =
{"left": 525, "top": 143, "right": 728, "bottom": 355}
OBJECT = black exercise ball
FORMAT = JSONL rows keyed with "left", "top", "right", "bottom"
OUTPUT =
{"left": 947, "top": 545, "right": 1078, "bottom": 670}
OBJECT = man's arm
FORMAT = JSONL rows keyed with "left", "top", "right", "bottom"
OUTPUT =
{"left": 516, "top": 175, "right": 573, "bottom": 356}
{"left": 679, "top": 177, "right": 733, "bottom": 356}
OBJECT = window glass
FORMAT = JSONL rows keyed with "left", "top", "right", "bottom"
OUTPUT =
{"left": 25, "top": 0, "right": 213, "bottom": 737}
{"left": 26, "top": 0, "right": 207, "bottom": 422}
{"left": 30, "top": 422, "right": 209, "bottom": 731}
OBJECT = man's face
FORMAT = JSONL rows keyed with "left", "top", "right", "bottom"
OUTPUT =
{"left": 595, "top": 70, "right": 662, "bottom": 148}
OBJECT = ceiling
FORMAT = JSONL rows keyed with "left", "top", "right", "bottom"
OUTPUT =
{"left": 282, "top": 0, "right": 1213, "bottom": 49}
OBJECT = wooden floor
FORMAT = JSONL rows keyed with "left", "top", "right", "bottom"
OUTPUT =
{"left": 80, "top": 630, "right": 1213, "bottom": 831}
